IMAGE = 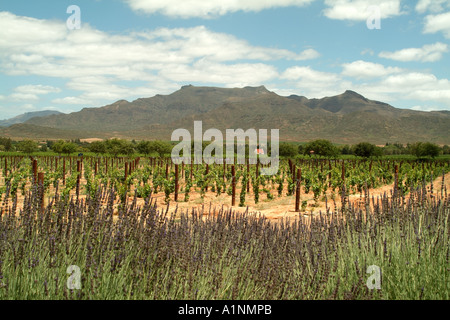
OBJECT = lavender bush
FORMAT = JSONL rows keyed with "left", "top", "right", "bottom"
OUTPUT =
{"left": 0, "top": 180, "right": 448, "bottom": 300}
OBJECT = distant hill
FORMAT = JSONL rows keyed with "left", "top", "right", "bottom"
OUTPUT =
{"left": 0, "top": 110, "right": 63, "bottom": 127}
{"left": 0, "top": 123, "right": 95, "bottom": 140}
{"left": 8, "top": 85, "right": 450, "bottom": 144}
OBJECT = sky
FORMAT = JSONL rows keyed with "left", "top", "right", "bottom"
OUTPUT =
{"left": 1, "top": 0, "right": 450, "bottom": 119}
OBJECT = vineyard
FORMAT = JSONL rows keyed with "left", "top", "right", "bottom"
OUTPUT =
{"left": 0, "top": 154, "right": 449, "bottom": 300}
{"left": 0, "top": 154, "right": 448, "bottom": 218}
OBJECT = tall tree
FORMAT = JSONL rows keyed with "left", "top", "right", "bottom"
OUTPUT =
{"left": 303, "top": 139, "right": 339, "bottom": 157}
{"left": 17, "top": 140, "right": 38, "bottom": 154}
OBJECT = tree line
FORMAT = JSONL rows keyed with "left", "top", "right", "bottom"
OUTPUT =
{"left": 0, "top": 136, "right": 448, "bottom": 159}
{"left": 280, "top": 140, "right": 446, "bottom": 159}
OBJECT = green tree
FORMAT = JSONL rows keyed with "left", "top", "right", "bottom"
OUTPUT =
{"left": 303, "top": 139, "right": 339, "bottom": 157}
{"left": 89, "top": 141, "right": 107, "bottom": 155}
{"left": 51, "top": 140, "right": 65, "bottom": 155}
{"left": 353, "top": 142, "right": 381, "bottom": 158}
{"left": 279, "top": 143, "right": 298, "bottom": 157}
{"left": 340, "top": 145, "right": 353, "bottom": 155}
{"left": 17, "top": 139, "right": 38, "bottom": 154}
{"left": 104, "top": 139, "right": 135, "bottom": 157}
{"left": 62, "top": 142, "right": 78, "bottom": 156}
{"left": 298, "top": 144, "right": 305, "bottom": 155}
{"left": 410, "top": 142, "right": 440, "bottom": 158}
{"left": 0, "top": 137, "right": 13, "bottom": 151}
{"left": 121, "top": 140, "right": 135, "bottom": 156}
{"left": 136, "top": 140, "right": 153, "bottom": 156}
{"left": 150, "top": 140, "right": 173, "bottom": 157}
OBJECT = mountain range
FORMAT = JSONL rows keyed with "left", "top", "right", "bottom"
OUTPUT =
{"left": 0, "top": 110, "right": 63, "bottom": 127}
{"left": 1, "top": 85, "right": 449, "bottom": 145}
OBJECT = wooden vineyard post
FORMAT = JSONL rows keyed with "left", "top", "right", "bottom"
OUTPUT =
{"left": 32, "top": 159, "right": 38, "bottom": 185}
{"left": 223, "top": 161, "right": 226, "bottom": 180}
{"left": 328, "top": 160, "right": 332, "bottom": 187}
{"left": 394, "top": 164, "right": 399, "bottom": 197}
{"left": 256, "top": 159, "right": 260, "bottom": 180}
{"left": 341, "top": 161, "right": 347, "bottom": 209}
{"left": 182, "top": 162, "right": 185, "bottom": 179}
{"left": 63, "top": 158, "right": 66, "bottom": 185}
{"left": 205, "top": 164, "right": 209, "bottom": 192}
{"left": 291, "top": 163, "right": 296, "bottom": 191}
{"left": 295, "top": 168, "right": 301, "bottom": 212}
{"left": 135, "top": 157, "right": 140, "bottom": 169}
{"left": 94, "top": 161, "right": 98, "bottom": 176}
{"left": 38, "top": 172, "right": 44, "bottom": 213}
{"left": 165, "top": 162, "right": 169, "bottom": 179}
{"left": 76, "top": 160, "right": 81, "bottom": 200}
{"left": 125, "top": 162, "right": 128, "bottom": 181}
{"left": 231, "top": 165, "right": 236, "bottom": 207}
{"left": 174, "top": 164, "right": 179, "bottom": 201}
{"left": 4, "top": 158, "right": 7, "bottom": 178}
{"left": 246, "top": 158, "right": 250, "bottom": 192}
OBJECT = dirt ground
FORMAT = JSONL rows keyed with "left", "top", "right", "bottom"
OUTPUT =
{"left": 141, "top": 172, "right": 449, "bottom": 221}
{"left": 1, "top": 171, "right": 448, "bottom": 222}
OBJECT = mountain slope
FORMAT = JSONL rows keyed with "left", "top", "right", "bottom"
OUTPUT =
{"left": 26, "top": 85, "right": 270, "bottom": 132}
{"left": 0, "top": 110, "right": 63, "bottom": 127}
{"left": 20, "top": 85, "right": 450, "bottom": 144}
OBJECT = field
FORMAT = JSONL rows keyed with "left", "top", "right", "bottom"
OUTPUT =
{"left": 0, "top": 154, "right": 449, "bottom": 299}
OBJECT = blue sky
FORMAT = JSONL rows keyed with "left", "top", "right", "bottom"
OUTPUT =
{"left": 1, "top": 0, "right": 450, "bottom": 119}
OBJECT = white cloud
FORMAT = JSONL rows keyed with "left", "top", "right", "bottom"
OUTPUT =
{"left": 280, "top": 66, "right": 352, "bottom": 97}
{"left": 52, "top": 97, "right": 92, "bottom": 105}
{"left": 125, "top": 0, "right": 315, "bottom": 18}
{"left": 281, "top": 66, "right": 339, "bottom": 81}
{"left": 342, "top": 60, "right": 402, "bottom": 78}
{"left": 9, "top": 93, "right": 39, "bottom": 101}
{"left": 14, "top": 85, "right": 61, "bottom": 95}
{"left": 411, "top": 105, "right": 449, "bottom": 111}
{"left": 423, "top": 12, "right": 450, "bottom": 38}
{"left": 0, "top": 12, "right": 66, "bottom": 48}
{"left": 383, "top": 72, "right": 438, "bottom": 88}
{"left": 358, "top": 72, "right": 450, "bottom": 104}
{"left": 161, "top": 59, "right": 279, "bottom": 86}
{"left": 20, "top": 104, "right": 36, "bottom": 111}
{"left": 379, "top": 42, "right": 449, "bottom": 62}
{"left": 323, "top": 0, "right": 403, "bottom": 21}
{"left": 416, "top": 0, "right": 450, "bottom": 13}
{"left": 361, "top": 48, "right": 375, "bottom": 56}
{"left": 296, "top": 49, "right": 321, "bottom": 60}
{"left": 5, "top": 84, "right": 61, "bottom": 102}
{"left": 0, "top": 12, "right": 318, "bottom": 107}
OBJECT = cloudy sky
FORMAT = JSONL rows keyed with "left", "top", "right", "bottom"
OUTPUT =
{"left": 1, "top": 0, "right": 450, "bottom": 119}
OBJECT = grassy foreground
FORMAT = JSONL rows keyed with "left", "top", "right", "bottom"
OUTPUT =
{"left": 0, "top": 183, "right": 448, "bottom": 300}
